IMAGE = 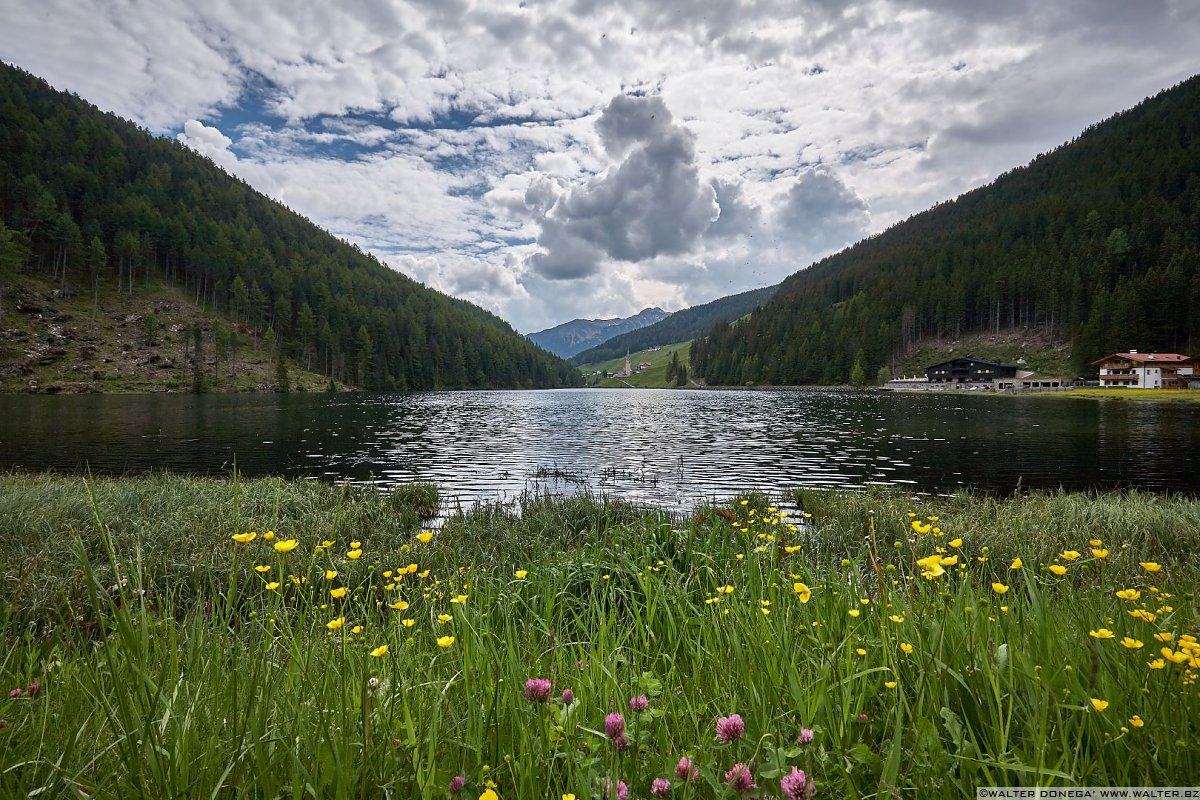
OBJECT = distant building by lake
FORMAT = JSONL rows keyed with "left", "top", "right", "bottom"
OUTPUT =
{"left": 925, "top": 356, "right": 1019, "bottom": 384}
{"left": 1093, "top": 351, "right": 1195, "bottom": 389}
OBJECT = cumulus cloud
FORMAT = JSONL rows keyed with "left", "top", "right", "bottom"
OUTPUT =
{"left": 707, "top": 179, "right": 765, "bottom": 239}
{"left": 774, "top": 167, "right": 871, "bottom": 254}
{"left": 527, "top": 94, "right": 718, "bottom": 280}
{"left": 177, "top": 120, "right": 238, "bottom": 171}
{"left": 5, "top": 0, "right": 1199, "bottom": 332}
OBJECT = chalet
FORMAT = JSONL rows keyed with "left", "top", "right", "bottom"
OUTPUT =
{"left": 1092, "top": 351, "right": 1195, "bottom": 389}
{"left": 925, "top": 356, "right": 1018, "bottom": 384}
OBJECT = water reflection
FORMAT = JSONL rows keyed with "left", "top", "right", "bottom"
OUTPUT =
{"left": 2, "top": 389, "right": 1199, "bottom": 510}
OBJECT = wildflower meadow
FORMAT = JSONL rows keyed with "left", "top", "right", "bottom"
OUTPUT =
{"left": 1, "top": 473, "right": 1198, "bottom": 798}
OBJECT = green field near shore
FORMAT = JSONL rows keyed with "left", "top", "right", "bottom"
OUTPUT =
{"left": 1, "top": 474, "right": 1198, "bottom": 798}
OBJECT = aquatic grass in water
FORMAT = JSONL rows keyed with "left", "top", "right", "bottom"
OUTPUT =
{"left": 0, "top": 474, "right": 1198, "bottom": 797}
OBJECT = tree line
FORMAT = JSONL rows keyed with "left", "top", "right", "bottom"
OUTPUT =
{"left": 0, "top": 62, "right": 581, "bottom": 391}
{"left": 691, "top": 75, "right": 1200, "bottom": 385}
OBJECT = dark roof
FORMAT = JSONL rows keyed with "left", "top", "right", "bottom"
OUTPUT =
{"left": 925, "top": 356, "right": 1017, "bottom": 371}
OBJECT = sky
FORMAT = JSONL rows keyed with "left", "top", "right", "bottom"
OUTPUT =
{"left": 2, "top": 1, "right": 1198, "bottom": 334}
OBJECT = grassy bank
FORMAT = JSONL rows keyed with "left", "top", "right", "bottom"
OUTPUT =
{"left": 1, "top": 475, "right": 1198, "bottom": 797}
{"left": 1050, "top": 388, "right": 1200, "bottom": 402}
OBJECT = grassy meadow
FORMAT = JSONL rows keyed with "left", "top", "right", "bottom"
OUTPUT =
{"left": 1, "top": 474, "right": 1199, "bottom": 798}
{"left": 579, "top": 341, "right": 693, "bottom": 388}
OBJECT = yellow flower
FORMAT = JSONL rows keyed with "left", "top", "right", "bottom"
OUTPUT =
{"left": 330, "top": 587, "right": 349, "bottom": 599}
{"left": 1147, "top": 659, "right": 1166, "bottom": 670}
{"left": 1120, "top": 637, "right": 1143, "bottom": 649}
{"left": 1089, "top": 628, "right": 1115, "bottom": 639}
{"left": 1128, "top": 609, "right": 1157, "bottom": 623}
{"left": 417, "top": 531, "right": 433, "bottom": 544}
{"left": 855, "top": 648, "right": 867, "bottom": 656}
{"left": 899, "top": 642, "right": 914, "bottom": 654}
{"left": 263, "top": 531, "right": 275, "bottom": 541}
{"left": 564, "top": 795, "right": 576, "bottom": 800}
{"left": 350, "top": 540, "right": 362, "bottom": 549}
{"left": 1161, "top": 648, "right": 1189, "bottom": 664}
{"left": 347, "top": 549, "right": 363, "bottom": 560}
{"left": 991, "top": 582, "right": 1009, "bottom": 595}
{"left": 1091, "top": 548, "right": 1109, "bottom": 559}
{"left": 1010, "top": 557, "right": 1023, "bottom": 569}
{"left": 911, "top": 520, "right": 931, "bottom": 535}
{"left": 406, "top": 563, "right": 418, "bottom": 574}
{"left": 716, "top": 584, "right": 735, "bottom": 595}
{"left": 514, "top": 569, "right": 527, "bottom": 579}
{"left": 1115, "top": 588, "right": 1141, "bottom": 601}
{"left": 351, "top": 625, "right": 363, "bottom": 635}
{"left": 784, "top": 545, "right": 802, "bottom": 554}
{"left": 389, "top": 600, "right": 409, "bottom": 610}
{"left": 231, "top": 532, "right": 257, "bottom": 543}
{"left": 480, "top": 788, "right": 498, "bottom": 800}
{"left": 370, "top": 644, "right": 389, "bottom": 657}
{"left": 438, "top": 613, "right": 453, "bottom": 623}
{"left": 322, "top": 539, "right": 335, "bottom": 548}
{"left": 273, "top": 539, "right": 299, "bottom": 553}
{"left": 419, "top": 569, "right": 430, "bottom": 578}
{"left": 402, "top": 618, "right": 416, "bottom": 627}
{"left": 265, "top": 581, "right": 281, "bottom": 590}
{"left": 450, "top": 594, "right": 468, "bottom": 604}
{"left": 1129, "top": 714, "right": 1144, "bottom": 728}
{"left": 939, "top": 555, "right": 958, "bottom": 566}
{"left": 848, "top": 609, "right": 861, "bottom": 618}
{"left": 324, "top": 569, "right": 339, "bottom": 580}
{"left": 1089, "top": 538, "right": 1103, "bottom": 547}
{"left": 326, "top": 617, "right": 345, "bottom": 631}
{"left": 1049, "top": 564, "right": 1067, "bottom": 576}
{"left": 948, "top": 538, "right": 962, "bottom": 548}
{"left": 254, "top": 565, "right": 271, "bottom": 573}
{"left": 916, "top": 554, "right": 945, "bottom": 578}
{"left": 792, "top": 582, "right": 812, "bottom": 603}
{"left": 1139, "top": 562, "right": 1162, "bottom": 573}
{"left": 889, "top": 614, "right": 904, "bottom": 624}
{"left": 437, "top": 635, "right": 455, "bottom": 649}
{"left": 1153, "top": 632, "right": 1173, "bottom": 643}
{"left": 884, "top": 680, "right": 897, "bottom": 689}
{"left": 1090, "top": 698, "right": 1109, "bottom": 712}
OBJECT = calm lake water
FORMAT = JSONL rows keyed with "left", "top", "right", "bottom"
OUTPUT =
{"left": 1, "top": 389, "right": 1198, "bottom": 509}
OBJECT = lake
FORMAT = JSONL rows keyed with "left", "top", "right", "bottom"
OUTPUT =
{"left": 2, "top": 389, "right": 1198, "bottom": 509}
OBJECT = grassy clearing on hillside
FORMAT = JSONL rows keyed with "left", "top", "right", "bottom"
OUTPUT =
{"left": 893, "top": 331, "right": 1074, "bottom": 382}
{"left": 1, "top": 275, "right": 337, "bottom": 393}
{"left": 580, "top": 341, "right": 693, "bottom": 388}
{"left": 1, "top": 475, "right": 1198, "bottom": 798}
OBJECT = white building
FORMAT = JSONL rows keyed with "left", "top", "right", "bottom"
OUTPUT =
{"left": 1093, "top": 351, "right": 1195, "bottom": 389}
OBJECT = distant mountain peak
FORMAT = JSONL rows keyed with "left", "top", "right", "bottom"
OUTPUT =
{"left": 528, "top": 307, "right": 672, "bottom": 358}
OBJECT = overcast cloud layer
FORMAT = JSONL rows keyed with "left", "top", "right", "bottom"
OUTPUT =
{"left": 3, "top": 0, "right": 1198, "bottom": 332}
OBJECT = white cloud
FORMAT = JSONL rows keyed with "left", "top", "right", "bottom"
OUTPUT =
{"left": 3, "top": 0, "right": 1198, "bottom": 332}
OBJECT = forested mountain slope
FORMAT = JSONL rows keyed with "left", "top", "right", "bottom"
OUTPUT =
{"left": 572, "top": 284, "right": 777, "bottom": 366}
{"left": 0, "top": 62, "right": 581, "bottom": 390}
{"left": 529, "top": 307, "right": 669, "bottom": 358}
{"left": 690, "top": 75, "right": 1200, "bottom": 385}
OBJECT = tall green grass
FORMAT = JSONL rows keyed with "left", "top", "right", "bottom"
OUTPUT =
{"left": 1, "top": 474, "right": 1197, "bottom": 798}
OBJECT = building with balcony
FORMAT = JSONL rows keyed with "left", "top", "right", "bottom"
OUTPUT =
{"left": 1092, "top": 351, "right": 1195, "bottom": 389}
